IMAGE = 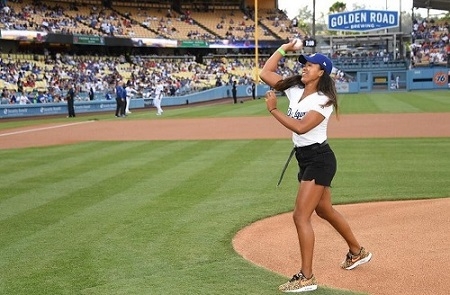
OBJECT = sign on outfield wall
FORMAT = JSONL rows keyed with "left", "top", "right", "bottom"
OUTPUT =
{"left": 0, "top": 100, "right": 144, "bottom": 119}
{"left": 335, "top": 82, "right": 350, "bottom": 93}
{"left": 328, "top": 10, "right": 399, "bottom": 32}
{"left": 73, "top": 35, "right": 105, "bottom": 45}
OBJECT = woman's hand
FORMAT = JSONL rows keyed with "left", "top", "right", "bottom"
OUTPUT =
{"left": 265, "top": 90, "right": 277, "bottom": 113}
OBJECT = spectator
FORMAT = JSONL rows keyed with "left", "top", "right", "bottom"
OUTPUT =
{"left": 231, "top": 80, "right": 237, "bottom": 103}
{"left": 18, "top": 92, "right": 31, "bottom": 104}
{"left": 89, "top": 87, "right": 94, "bottom": 100}
{"left": 66, "top": 83, "right": 76, "bottom": 118}
{"left": 251, "top": 81, "right": 256, "bottom": 99}
{"left": 115, "top": 80, "right": 126, "bottom": 117}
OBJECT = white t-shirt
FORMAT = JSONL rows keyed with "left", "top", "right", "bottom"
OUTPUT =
{"left": 154, "top": 84, "right": 164, "bottom": 99}
{"left": 284, "top": 86, "right": 333, "bottom": 147}
{"left": 126, "top": 86, "right": 138, "bottom": 98}
{"left": 19, "top": 94, "right": 29, "bottom": 105}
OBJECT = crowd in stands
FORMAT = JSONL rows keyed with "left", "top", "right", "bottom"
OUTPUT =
{"left": 410, "top": 17, "right": 450, "bottom": 67}
{"left": 1, "top": 48, "right": 355, "bottom": 106}
{"left": 0, "top": 0, "right": 101, "bottom": 36}
{"left": 2, "top": 0, "right": 449, "bottom": 60}
{"left": 331, "top": 48, "right": 396, "bottom": 63}
{"left": 1, "top": 0, "right": 304, "bottom": 42}
{"left": 0, "top": 0, "right": 307, "bottom": 105}
{"left": 318, "top": 16, "right": 450, "bottom": 69}
{"left": 3, "top": 0, "right": 450, "bottom": 106}
{"left": 259, "top": 8, "right": 305, "bottom": 41}
{"left": 0, "top": 52, "right": 199, "bottom": 104}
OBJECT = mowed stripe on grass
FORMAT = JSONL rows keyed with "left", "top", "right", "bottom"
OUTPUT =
{"left": 1, "top": 138, "right": 450, "bottom": 294}
{"left": 1, "top": 90, "right": 450, "bottom": 294}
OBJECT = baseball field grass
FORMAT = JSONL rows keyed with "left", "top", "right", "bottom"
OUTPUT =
{"left": 1, "top": 91, "right": 449, "bottom": 295}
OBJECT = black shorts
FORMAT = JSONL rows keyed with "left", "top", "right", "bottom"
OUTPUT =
{"left": 295, "top": 142, "right": 337, "bottom": 187}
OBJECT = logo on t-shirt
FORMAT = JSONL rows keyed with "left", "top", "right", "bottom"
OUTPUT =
{"left": 287, "top": 108, "right": 306, "bottom": 119}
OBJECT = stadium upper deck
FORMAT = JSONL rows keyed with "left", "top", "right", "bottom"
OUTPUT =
{"left": 0, "top": 0, "right": 306, "bottom": 41}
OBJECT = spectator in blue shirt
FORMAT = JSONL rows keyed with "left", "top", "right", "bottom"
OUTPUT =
{"left": 115, "top": 81, "right": 126, "bottom": 117}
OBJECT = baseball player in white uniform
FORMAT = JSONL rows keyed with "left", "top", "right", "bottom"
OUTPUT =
{"left": 153, "top": 82, "right": 164, "bottom": 115}
{"left": 125, "top": 83, "right": 139, "bottom": 114}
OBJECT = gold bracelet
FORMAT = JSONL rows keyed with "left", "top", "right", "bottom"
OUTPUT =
{"left": 277, "top": 48, "right": 286, "bottom": 57}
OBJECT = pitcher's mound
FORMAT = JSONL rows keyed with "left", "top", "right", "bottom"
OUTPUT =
{"left": 233, "top": 198, "right": 450, "bottom": 295}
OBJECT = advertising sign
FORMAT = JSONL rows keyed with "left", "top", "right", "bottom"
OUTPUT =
{"left": 328, "top": 10, "right": 399, "bottom": 32}
{"left": 73, "top": 35, "right": 105, "bottom": 45}
{"left": 433, "top": 71, "right": 447, "bottom": 86}
{"left": 178, "top": 40, "right": 209, "bottom": 48}
{"left": 0, "top": 100, "right": 143, "bottom": 119}
{"left": 336, "top": 82, "right": 350, "bottom": 93}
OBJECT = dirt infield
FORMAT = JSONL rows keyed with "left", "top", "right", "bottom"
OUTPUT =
{"left": 1, "top": 113, "right": 449, "bottom": 295}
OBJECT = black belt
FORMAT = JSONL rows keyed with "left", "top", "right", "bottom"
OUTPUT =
{"left": 295, "top": 140, "right": 328, "bottom": 151}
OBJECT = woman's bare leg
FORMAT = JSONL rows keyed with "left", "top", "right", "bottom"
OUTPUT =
{"left": 315, "top": 187, "right": 361, "bottom": 254}
{"left": 292, "top": 180, "right": 325, "bottom": 278}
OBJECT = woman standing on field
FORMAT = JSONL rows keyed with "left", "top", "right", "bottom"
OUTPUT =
{"left": 259, "top": 40, "right": 372, "bottom": 293}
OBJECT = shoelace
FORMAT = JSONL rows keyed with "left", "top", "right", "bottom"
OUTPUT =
{"left": 290, "top": 272, "right": 306, "bottom": 282}
{"left": 346, "top": 251, "right": 361, "bottom": 262}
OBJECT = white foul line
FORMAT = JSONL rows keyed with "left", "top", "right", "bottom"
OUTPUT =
{"left": 0, "top": 121, "right": 95, "bottom": 137}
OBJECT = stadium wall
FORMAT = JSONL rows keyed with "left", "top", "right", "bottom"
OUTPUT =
{"left": 0, "top": 85, "right": 272, "bottom": 119}
{"left": 1, "top": 71, "right": 449, "bottom": 119}
{"left": 0, "top": 98, "right": 143, "bottom": 119}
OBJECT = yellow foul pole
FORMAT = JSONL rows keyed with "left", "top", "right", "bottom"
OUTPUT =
{"left": 254, "top": 0, "right": 259, "bottom": 95}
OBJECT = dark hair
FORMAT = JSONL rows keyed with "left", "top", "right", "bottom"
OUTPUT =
{"left": 273, "top": 73, "right": 339, "bottom": 116}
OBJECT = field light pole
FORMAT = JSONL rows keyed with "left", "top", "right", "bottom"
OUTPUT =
{"left": 399, "top": 0, "right": 402, "bottom": 58}
{"left": 312, "top": 0, "right": 316, "bottom": 53}
{"left": 254, "top": 0, "right": 259, "bottom": 98}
